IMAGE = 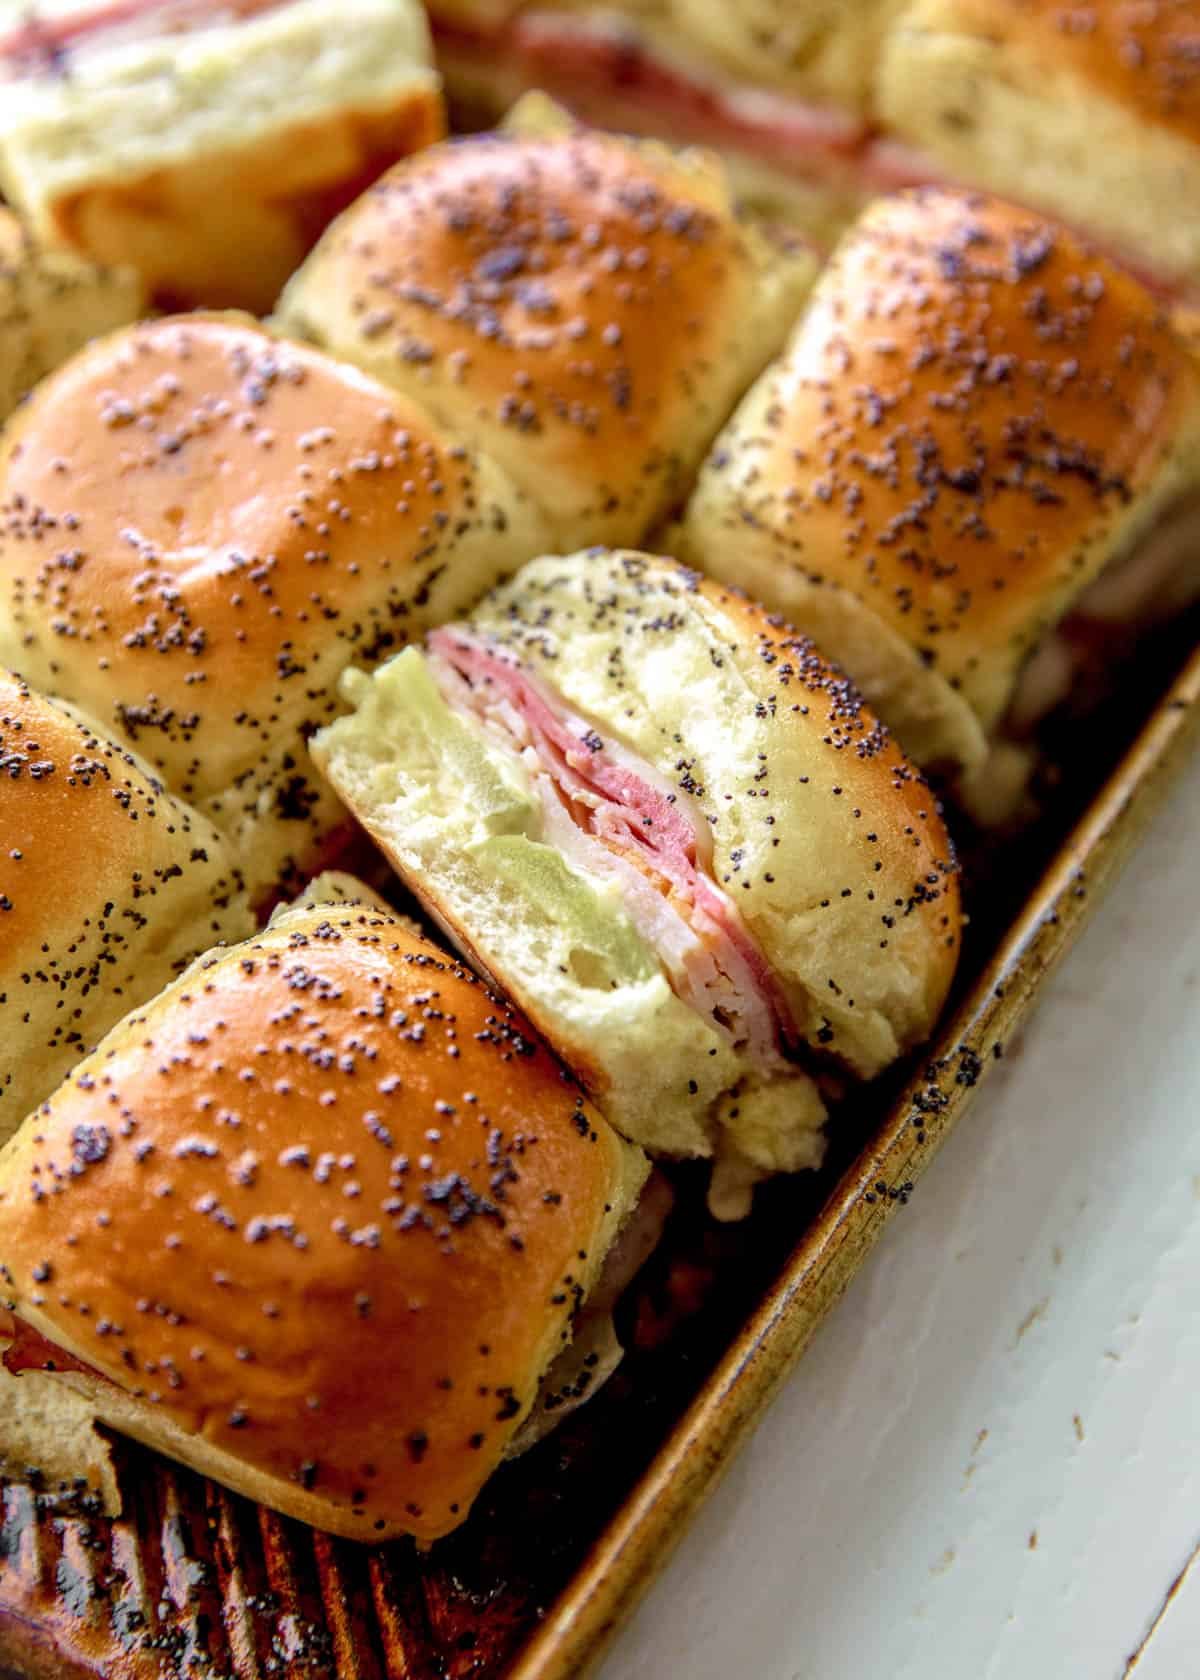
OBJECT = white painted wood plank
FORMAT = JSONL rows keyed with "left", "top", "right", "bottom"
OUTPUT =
{"left": 602, "top": 747, "right": 1200, "bottom": 1680}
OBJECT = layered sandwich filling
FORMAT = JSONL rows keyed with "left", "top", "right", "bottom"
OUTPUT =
{"left": 433, "top": 8, "right": 872, "bottom": 203}
{"left": 428, "top": 626, "right": 798, "bottom": 1076}
{"left": 0, "top": 0, "right": 287, "bottom": 78}
{"left": 431, "top": 7, "right": 1189, "bottom": 292}
{"left": 4, "top": 1317, "right": 99, "bottom": 1379}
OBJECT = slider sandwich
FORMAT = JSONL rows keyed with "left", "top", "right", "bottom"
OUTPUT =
{"left": 0, "top": 0, "right": 444, "bottom": 310}
{"left": 0, "top": 207, "right": 144, "bottom": 424}
{"left": 423, "top": 2, "right": 904, "bottom": 242}
{"left": 311, "top": 550, "right": 962, "bottom": 1219}
{"left": 0, "top": 881, "right": 653, "bottom": 1543}
{"left": 0, "top": 314, "right": 552, "bottom": 899}
{"left": 0, "top": 668, "right": 251, "bottom": 1146}
{"left": 0, "top": 666, "right": 250, "bottom": 1517}
{"left": 275, "top": 99, "right": 817, "bottom": 553}
{"left": 675, "top": 190, "right": 1200, "bottom": 823}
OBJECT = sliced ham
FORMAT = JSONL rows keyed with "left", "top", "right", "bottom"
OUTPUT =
{"left": 0, "top": 0, "right": 287, "bottom": 78}
{"left": 431, "top": 7, "right": 867, "bottom": 187}
{"left": 427, "top": 627, "right": 797, "bottom": 1074}
{"left": 3, "top": 1318, "right": 101, "bottom": 1380}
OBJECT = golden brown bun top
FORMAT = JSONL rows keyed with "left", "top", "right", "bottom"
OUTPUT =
{"left": 0, "top": 662, "right": 239, "bottom": 988}
{"left": 700, "top": 188, "right": 1200, "bottom": 729}
{"left": 275, "top": 120, "right": 813, "bottom": 548}
{"left": 1, "top": 668, "right": 172, "bottom": 972}
{"left": 0, "top": 897, "right": 632, "bottom": 1543}
{"left": 0, "top": 313, "right": 547, "bottom": 879}
{"left": 938, "top": 0, "right": 1200, "bottom": 149}
{"left": 0, "top": 667, "right": 249, "bottom": 1133}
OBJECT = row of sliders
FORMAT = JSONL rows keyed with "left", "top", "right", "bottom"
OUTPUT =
{"left": 2, "top": 108, "right": 1199, "bottom": 1544}
{"left": 430, "top": 0, "right": 1200, "bottom": 297}
{"left": 0, "top": 3, "right": 1196, "bottom": 322}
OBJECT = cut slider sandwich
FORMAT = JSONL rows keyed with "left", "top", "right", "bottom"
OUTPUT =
{"left": 0, "top": 0, "right": 444, "bottom": 310}
{"left": 0, "top": 880, "right": 655, "bottom": 1543}
{"left": 426, "top": 3, "right": 905, "bottom": 242}
{"left": 0, "top": 313, "right": 551, "bottom": 900}
{"left": 675, "top": 189, "right": 1200, "bottom": 823}
{"left": 311, "top": 550, "right": 962, "bottom": 1219}
{"left": 275, "top": 97, "right": 817, "bottom": 553}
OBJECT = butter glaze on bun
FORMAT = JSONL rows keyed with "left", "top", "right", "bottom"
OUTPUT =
{"left": 0, "top": 0, "right": 444, "bottom": 311}
{"left": 275, "top": 99, "right": 816, "bottom": 551}
{"left": 676, "top": 189, "right": 1200, "bottom": 776}
{"left": 0, "top": 314, "right": 552, "bottom": 898}
{"left": 0, "top": 887, "right": 647, "bottom": 1543}
{"left": 0, "top": 668, "right": 252, "bottom": 1144}
{"left": 312, "top": 549, "right": 960, "bottom": 1213}
{"left": 878, "top": 0, "right": 1200, "bottom": 293}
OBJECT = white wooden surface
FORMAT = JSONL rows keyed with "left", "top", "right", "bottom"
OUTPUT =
{"left": 601, "top": 749, "right": 1200, "bottom": 1680}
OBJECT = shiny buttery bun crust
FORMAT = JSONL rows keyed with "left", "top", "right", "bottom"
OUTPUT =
{"left": 677, "top": 189, "right": 1200, "bottom": 761}
{"left": 0, "top": 669, "right": 252, "bottom": 1143}
{"left": 276, "top": 105, "right": 816, "bottom": 550}
{"left": 0, "top": 892, "right": 646, "bottom": 1543}
{"left": 0, "top": 314, "right": 551, "bottom": 897}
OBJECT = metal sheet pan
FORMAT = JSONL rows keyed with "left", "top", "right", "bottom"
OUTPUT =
{"left": 2, "top": 630, "right": 1198, "bottom": 1680}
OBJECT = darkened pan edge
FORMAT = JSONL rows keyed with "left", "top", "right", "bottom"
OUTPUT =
{"left": 508, "top": 643, "right": 1200, "bottom": 1680}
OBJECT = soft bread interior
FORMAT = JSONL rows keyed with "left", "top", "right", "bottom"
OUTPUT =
{"left": 0, "top": 0, "right": 442, "bottom": 308}
{"left": 458, "top": 554, "right": 957, "bottom": 1069}
{"left": 877, "top": 1, "right": 1200, "bottom": 292}
{"left": 0, "top": 1327, "right": 119, "bottom": 1516}
{"left": 312, "top": 647, "right": 830, "bottom": 1180}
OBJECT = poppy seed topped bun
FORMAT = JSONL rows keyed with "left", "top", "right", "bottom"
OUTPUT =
{"left": 0, "top": 313, "right": 552, "bottom": 898}
{"left": 878, "top": 0, "right": 1200, "bottom": 294}
{"left": 676, "top": 189, "right": 1200, "bottom": 790}
{"left": 275, "top": 99, "right": 817, "bottom": 552}
{"left": 0, "top": 884, "right": 648, "bottom": 1543}
{"left": 312, "top": 549, "right": 960, "bottom": 1216}
{"left": 0, "top": 668, "right": 252, "bottom": 1144}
